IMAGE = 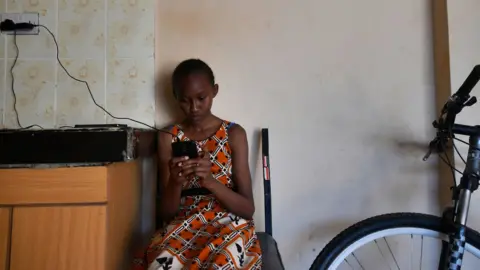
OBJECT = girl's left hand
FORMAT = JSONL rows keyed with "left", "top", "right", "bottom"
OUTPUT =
{"left": 182, "top": 146, "right": 215, "bottom": 184}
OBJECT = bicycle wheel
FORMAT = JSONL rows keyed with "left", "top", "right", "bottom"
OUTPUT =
{"left": 310, "top": 213, "right": 480, "bottom": 270}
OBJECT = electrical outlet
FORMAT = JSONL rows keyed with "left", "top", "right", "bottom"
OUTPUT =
{"left": 0, "top": 12, "right": 39, "bottom": 35}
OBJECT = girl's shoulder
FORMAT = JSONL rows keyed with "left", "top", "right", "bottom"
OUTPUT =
{"left": 223, "top": 120, "right": 240, "bottom": 131}
{"left": 223, "top": 121, "right": 247, "bottom": 144}
{"left": 157, "top": 123, "right": 182, "bottom": 141}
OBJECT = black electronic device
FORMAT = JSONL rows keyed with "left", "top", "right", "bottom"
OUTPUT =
{"left": 171, "top": 141, "right": 199, "bottom": 159}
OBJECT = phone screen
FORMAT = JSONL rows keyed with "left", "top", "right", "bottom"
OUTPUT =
{"left": 171, "top": 141, "right": 199, "bottom": 159}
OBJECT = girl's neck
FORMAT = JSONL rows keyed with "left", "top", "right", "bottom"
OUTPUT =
{"left": 184, "top": 114, "right": 219, "bottom": 131}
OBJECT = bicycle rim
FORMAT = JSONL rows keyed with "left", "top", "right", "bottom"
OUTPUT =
{"left": 329, "top": 227, "right": 480, "bottom": 269}
{"left": 310, "top": 213, "right": 480, "bottom": 270}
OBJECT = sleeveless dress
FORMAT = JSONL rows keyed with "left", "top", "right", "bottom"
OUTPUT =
{"left": 133, "top": 121, "right": 262, "bottom": 270}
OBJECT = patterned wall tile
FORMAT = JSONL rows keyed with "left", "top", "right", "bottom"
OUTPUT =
{"left": 0, "top": 36, "right": 5, "bottom": 60}
{"left": 4, "top": 59, "right": 55, "bottom": 128}
{"left": 107, "top": 0, "right": 154, "bottom": 58}
{"left": 0, "top": 60, "right": 5, "bottom": 128}
{"left": 58, "top": 0, "right": 105, "bottom": 58}
{"left": 106, "top": 58, "right": 155, "bottom": 127}
{"left": 1, "top": 0, "right": 156, "bottom": 129}
{"left": 6, "top": 0, "right": 57, "bottom": 59}
{"left": 56, "top": 59, "right": 105, "bottom": 126}
{"left": 0, "top": 1, "right": 6, "bottom": 58}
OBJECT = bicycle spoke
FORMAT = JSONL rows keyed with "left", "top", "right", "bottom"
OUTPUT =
{"left": 352, "top": 252, "right": 365, "bottom": 270}
{"left": 375, "top": 239, "right": 392, "bottom": 270}
{"left": 420, "top": 236, "right": 424, "bottom": 269}
{"left": 411, "top": 234, "right": 414, "bottom": 270}
{"left": 344, "top": 258, "right": 354, "bottom": 270}
{"left": 384, "top": 237, "right": 400, "bottom": 270}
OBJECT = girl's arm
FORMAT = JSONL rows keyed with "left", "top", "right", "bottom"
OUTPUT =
{"left": 157, "top": 132, "right": 183, "bottom": 221}
{"left": 202, "top": 124, "right": 256, "bottom": 219}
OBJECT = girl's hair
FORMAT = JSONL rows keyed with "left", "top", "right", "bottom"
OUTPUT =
{"left": 172, "top": 59, "right": 215, "bottom": 98}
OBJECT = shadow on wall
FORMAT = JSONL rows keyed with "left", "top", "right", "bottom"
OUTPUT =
{"left": 250, "top": 129, "right": 262, "bottom": 183}
{"left": 155, "top": 65, "right": 183, "bottom": 127}
{"left": 285, "top": 219, "right": 359, "bottom": 264}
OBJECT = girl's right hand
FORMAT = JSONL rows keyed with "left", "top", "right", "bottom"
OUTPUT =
{"left": 169, "top": 156, "right": 191, "bottom": 185}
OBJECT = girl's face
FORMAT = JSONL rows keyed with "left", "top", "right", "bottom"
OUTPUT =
{"left": 176, "top": 73, "right": 218, "bottom": 123}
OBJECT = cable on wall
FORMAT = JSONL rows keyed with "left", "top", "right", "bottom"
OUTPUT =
{"left": 1, "top": 19, "right": 171, "bottom": 134}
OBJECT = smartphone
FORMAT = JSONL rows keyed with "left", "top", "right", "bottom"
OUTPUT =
{"left": 172, "top": 141, "right": 199, "bottom": 159}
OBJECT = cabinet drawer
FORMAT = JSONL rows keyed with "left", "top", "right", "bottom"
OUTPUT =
{"left": 10, "top": 206, "right": 106, "bottom": 270}
{"left": 0, "top": 167, "right": 107, "bottom": 205}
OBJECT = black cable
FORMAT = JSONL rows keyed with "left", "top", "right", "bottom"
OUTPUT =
{"left": 454, "top": 137, "right": 480, "bottom": 151}
{"left": 437, "top": 129, "right": 459, "bottom": 185}
{"left": 8, "top": 29, "right": 42, "bottom": 130}
{"left": 435, "top": 133, "right": 480, "bottom": 184}
{"left": 439, "top": 139, "right": 460, "bottom": 189}
{"left": 453, "top": 142, "right": 466, "bottom": 164}
{"left": 37, "top": 25, "right": 164, "bottom": 131}
{"left": 8, "top": 30, "right": 44, "bottom": 130}
{"left": 6, "top": 23, "right": 174, "bottom": 136}
{"left": 442, "top": 143, "right": 462, "bottom": 213}
{"left": 446, "top": 128, "right": 465, "bottom": 165}
{"left": 10, "top": 29, "right": 21, "bottom": 128}
{"left": 20, "top": 124, "right": 44, "bottom": 129}
{"left": 441, "top": 152, "right": 462, "bottom": 175}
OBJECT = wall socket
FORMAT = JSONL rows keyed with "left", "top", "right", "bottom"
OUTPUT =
{"left": 0, "top": 12, "right": 40, "bottom": 35}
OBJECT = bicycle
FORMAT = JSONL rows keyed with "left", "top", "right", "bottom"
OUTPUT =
{"left": 310, "top": 65, "right": 480, "bottom": 270}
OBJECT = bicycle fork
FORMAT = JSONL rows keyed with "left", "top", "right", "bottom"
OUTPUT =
{"left": 439, "top": 135, "right": 480, "bottom": 270}
{"left": 440, "top": 190, "right": 470, "bottom": 270}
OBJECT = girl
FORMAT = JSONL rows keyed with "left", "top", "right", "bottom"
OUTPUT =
{"left": 133, "top": 59, "right": 262, "bottom": 270}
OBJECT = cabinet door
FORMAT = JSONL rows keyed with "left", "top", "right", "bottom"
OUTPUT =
{"left": 10, "top": 206, "right": 106, "bottom": 270}
{"left": 0, "top": 208, "right": 11, "bottom": 270}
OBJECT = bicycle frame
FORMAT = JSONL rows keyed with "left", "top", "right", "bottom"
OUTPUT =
{"left": 439, "top": 125, "right": 480, "bottom": 270}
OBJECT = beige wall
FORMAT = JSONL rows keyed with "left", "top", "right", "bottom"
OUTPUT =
{"left": 0, "top": 0, "right": 155, "bottom": 129}
{"left": 155, "top": 1, "right": 440, "bottom": 268}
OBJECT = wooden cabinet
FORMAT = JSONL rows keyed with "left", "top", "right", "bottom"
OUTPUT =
{"left": 0, "top": 208, "right": 11, "bottom": 270}
{"left": 10, "top": 206, "right": 107, "bottom": 270}
{"left": 0, "top": 160, "right": 154, "bottom": 270}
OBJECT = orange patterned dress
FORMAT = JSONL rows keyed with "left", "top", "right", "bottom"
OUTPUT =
{"left": 133, "top": 121, "right": 262, "bottom": 270}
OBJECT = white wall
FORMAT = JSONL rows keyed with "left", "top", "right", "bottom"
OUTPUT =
{"left": 155, "top": 1, "right": 439, "bottom": 268}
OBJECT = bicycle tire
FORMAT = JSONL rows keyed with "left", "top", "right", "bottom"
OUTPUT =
{"left": 309, "top": 212, "right": 480, "bottom": 270}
